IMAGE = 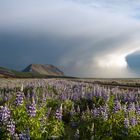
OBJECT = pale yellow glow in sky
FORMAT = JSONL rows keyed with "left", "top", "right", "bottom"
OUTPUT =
{"left": 95, "top": 42, "right": 140, "bottom": 70}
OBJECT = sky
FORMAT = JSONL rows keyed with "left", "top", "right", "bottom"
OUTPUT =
{"left": 1, "top": 0, "right": 140, "bottom": 78}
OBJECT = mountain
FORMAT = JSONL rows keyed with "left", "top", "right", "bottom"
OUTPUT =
{"left": 23, "top": 64, "right": 64, "bottom": 76}
{"left": 0, "top": 64, "right": 64, "bottom": 78}
{"left": 0, "top": 67, "right": 15, "bottom": 78}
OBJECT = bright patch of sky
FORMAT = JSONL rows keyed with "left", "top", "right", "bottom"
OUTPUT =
{"left": 74, "top": 0, "right": 140, "bottom": 18}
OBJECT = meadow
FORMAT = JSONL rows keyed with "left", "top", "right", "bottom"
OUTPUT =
{"left": 0, "top": 78, "right": 140, "bottom": 140}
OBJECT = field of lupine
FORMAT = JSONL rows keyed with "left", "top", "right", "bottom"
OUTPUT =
{"left": 0, "top": 79, "right": 140, "bottom": 140}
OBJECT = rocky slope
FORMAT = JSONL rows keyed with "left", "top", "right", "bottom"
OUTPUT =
{"left": 23, "top": 64, "right": 64, "bottom": 76}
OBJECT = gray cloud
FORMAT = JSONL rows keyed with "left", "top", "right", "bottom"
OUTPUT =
{"left": 126, "top": 51, "right": 140, "bottom": 75}
{"left": 1, "top": 0, "right": 140, "bottom": 77}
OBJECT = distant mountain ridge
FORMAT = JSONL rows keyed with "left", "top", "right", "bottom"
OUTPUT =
{"left": 0, "top": 64, "right": 64, "bottom": 78}
{"left": 0, "top": 67, "right": 15, "bottom": 78}
{"left": 23, "top": 64, "right": 64, "bottom": 76}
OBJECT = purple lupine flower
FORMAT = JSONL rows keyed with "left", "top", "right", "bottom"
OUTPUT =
{"left": 3, "top": 95, "right": 8, "bottom": 102}
{"left": 113, "top": 100, "right": 121, "bottom": 113}
{"left": 25, "top": 127, "right": 30, "bottom": 140}
{"left": 135, "top": 102, "right": 139, "bottom": 110}
{"left": 124, "top": 118, "right": 129, "bottom": 128}
{"left": 59, "top": 93, "right": 66, "bottom": 101}
{"left": 0, "top": 106, "right": 10, "bottom": 123}
{"left": 15, "top": 92, "right": 24, "bottom": 106}
{"left": 13, "top": 133, "right": 19, "bottom": 140}
{"left": 103, "top": 92, "right": 110, "bottom": 102}
{"left": 130, "top": 116, "right": 138, "bottom": 127}
{"left": 55, "top": 105, "right": 63, "bottom": 120}
{"left": 92, "top": 108, "right": 100, "bottom": 117}
{"left": 100, "top": 105, "right": 108, "bottom": 121}
{"left": 19, "top": 133, "right": 30, "bottom": 140}
{"left": 136, "top": 108, "right": 140, "bottom": 116}
{"left": 55, "top": 109, "right": 62, "bottom": 120}
{"left": 7, "top": 119, "right": 15, "bottom": 135}
{"left": 129, "top": 93, "right": 137, "bottom": 103}
{"left": 27, "top": 103, "right": 36, "bottom": 117}
{"left": 122, "top": 94, "right": 128, "bottom": 102}
{"left": 135, "top": 103, "right": 140, "bottom": 115}
{"left": 19, "top": 133, "right": 25, "bottom": 140}
{"left": 128, "top": 103, "right": 136, "bottom": 112}
{"left": 42, "top": 93, "right": 47, "bottom": 104}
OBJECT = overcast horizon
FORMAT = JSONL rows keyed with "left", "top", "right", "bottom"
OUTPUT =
{"left": 1, "top": 0, "right": 140, "bottom": 78}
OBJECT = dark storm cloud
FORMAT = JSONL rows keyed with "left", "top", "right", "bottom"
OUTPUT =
{"left": 1, "top": 0, "right": 140, "bottom": 77}
{"left": 0, "top": 32, "right": 70, "bottom": 70}
{"left": 126, "top": 51, "right": 140, "bottom": 74}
